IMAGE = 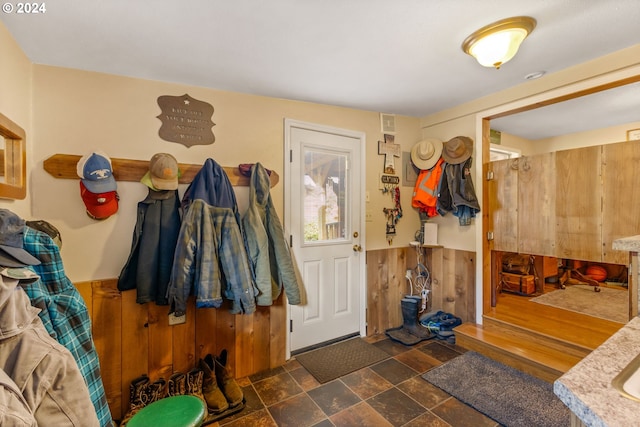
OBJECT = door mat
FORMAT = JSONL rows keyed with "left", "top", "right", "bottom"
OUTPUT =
{"left": 529, "top": 284, "right": 628, "bottom": 323}
{"left": 422, "top": 351, "right": 570, "bottom": 427}
{"left": 295, "top": 337, "right": 390, "bottom": 383}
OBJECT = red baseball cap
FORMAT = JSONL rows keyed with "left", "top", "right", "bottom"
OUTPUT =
{"left": 80, "top": 181, "right": 119, "bottom": 220}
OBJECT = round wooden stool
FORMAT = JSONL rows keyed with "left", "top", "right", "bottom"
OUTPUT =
{"left": 126, "top": 395, "right": 206, "bottom": 427}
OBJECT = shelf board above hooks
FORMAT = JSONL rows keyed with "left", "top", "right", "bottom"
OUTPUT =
{"left": 43, "top": 154, "right": 279, "bottom": 188}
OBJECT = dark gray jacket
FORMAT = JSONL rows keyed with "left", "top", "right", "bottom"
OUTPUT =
{"left": 118, "top": 189, "right": 181, "bottom": 304}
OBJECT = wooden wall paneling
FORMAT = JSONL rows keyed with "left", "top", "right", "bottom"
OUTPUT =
{"left": 147, "top": 303, "right": 174, "bottom": 381}
{"left": 602, "top": 140, "right": 640, "bottom": 265}
{"left": 391, "top": 247, "right": 408, "bottom": 304}
{"left": 76, "top": 281, "right": 93, "bottom": 320}
{"left": 428, "top": 247, "right": 444, "bottom": 313}
{"left": 490, "top": 158, "right": 518, "bottom": 253}
{"left": 366, "top": 249, "right": 387, "bottom": 335}
{"left": 518, "top": 153, "right": 556, "bottom": 256}
{"left": 212, "top": 305, "right": 237, "bottom": 372}
{"left": 171, "top": 297, "right": 197, "bottom": 374}
{"left": 388, "top": 248, "right": 406, "bottom": 331}
{"left": 268, "top": 295, "right": 286, "bottom": 372}
{"left": 366, "top": 248, "right": 407, "bottom": 335}
{"left": 90, "top": 279, "right": 123, "bottom": 420}
{"left": 234, "top": 310, "right": 255, "bottom": 378}
{"left": 441, "top": 249, "right": 457, "bottom": 316}
{"left": 119, "top": 289, "right": 149, "bottom": 420}
{"left": 440, "top": 249, "right": 475, "bottom": 322}
{"left": 556, "top": 146, "right": 602, "bottom": 262}
{"left": 194, "top": 306, "right": 218, "bottom": 363}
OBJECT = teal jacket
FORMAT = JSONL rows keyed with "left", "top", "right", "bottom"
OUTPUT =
{"left": 242, "top": 163, "right": 301, "bottom": 306}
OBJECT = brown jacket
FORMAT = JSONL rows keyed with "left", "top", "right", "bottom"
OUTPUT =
{"left": 0, "top": 276, "right": 99, "bottom": 427}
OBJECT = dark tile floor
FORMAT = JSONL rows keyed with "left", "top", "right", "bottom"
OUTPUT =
{"left": 211, "top": 337, "right": 500, "bottom": 427}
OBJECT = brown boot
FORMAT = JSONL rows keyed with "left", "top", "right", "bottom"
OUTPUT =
{"left": 211, "top": 350, "right": 243, "bottom": 407}
{"left": 167, "top": 372, "right": 186, "bottom": 397}
{"left": 147, "top": 378, "right": 166, "bottom": 404}
{"left": 197, "top": 358, "right": 229, "bottom": 414}
{"left": 120, "top": 374, "right": 150, "bottom": 426}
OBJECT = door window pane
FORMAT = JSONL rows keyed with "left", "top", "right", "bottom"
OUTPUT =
{"left": 303, "top": 148, "right": 348, "bottom": 242}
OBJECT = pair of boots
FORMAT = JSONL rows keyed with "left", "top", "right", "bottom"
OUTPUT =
{"left": 196, "top": 349, "right": 244, "bottom": 415}
{"left": 120, "top": 375, "right": 166, "bottom": 426}
{"left": 401, "top": 296, "right": 432, "bottom": 339}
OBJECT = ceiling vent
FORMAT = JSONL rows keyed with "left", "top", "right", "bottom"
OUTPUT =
{"left": 380, "top": 113, "right": 396, "bottom": 134}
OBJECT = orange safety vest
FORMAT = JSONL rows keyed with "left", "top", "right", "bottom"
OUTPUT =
{"left": 412, "top": 157, "right": 444, "bottom": 217}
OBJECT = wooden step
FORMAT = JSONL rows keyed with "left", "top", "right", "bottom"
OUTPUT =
{"left": 481, "top": 316, "right": 590, "bottom": 359}
{"left": 454, "top": 322, "right": 584, "bottom": 383}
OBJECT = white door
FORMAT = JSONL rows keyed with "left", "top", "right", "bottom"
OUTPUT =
{"left": 284, "top": 119, "right": 366, "bottom": 354}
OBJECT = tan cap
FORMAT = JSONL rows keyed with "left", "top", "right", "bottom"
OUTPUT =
{"left": 149, "top": 153, "right": 179, "bottom": 190}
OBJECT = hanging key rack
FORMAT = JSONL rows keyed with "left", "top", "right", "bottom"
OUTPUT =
{"left": 42, "top": 154, "right": 279, "bottom": 188}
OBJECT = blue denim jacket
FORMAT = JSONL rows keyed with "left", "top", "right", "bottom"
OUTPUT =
{"left": 168, "top": 199, "right": 257, "bottom": 316}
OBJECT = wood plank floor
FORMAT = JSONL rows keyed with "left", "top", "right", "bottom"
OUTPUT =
{"left": 486, "top": 285, "right": 625, "bottom": 351}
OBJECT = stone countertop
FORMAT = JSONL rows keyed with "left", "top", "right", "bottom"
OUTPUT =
{"left": 554, "top": 317, "right": 640, "bottom": 427}
{"left": 612, "top": 235, "right": 640, "bottom": 252}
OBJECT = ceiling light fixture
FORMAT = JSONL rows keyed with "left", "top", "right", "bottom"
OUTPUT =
{"left": 462, "top": 16, "right": 536, "bottom": 69}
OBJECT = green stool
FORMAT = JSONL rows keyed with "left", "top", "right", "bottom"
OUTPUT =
{"left": 127, "top": 395, "right": 206, "bottom": 427}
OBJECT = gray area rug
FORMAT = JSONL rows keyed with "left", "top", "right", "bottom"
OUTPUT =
{"left": 422, "top": 351, "right": 570, "bottom": 427}
{"left": 530, "top": 284, "right": 628, "bottom": 323}
{"left": 295, "top": 337, "right": 389, "bottom": 383}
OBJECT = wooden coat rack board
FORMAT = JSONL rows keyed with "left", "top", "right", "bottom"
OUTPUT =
{"left": 43, "top": 154, "right": 279, "bottom": 188}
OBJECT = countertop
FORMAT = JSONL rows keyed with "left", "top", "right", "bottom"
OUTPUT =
{"left": 554, "top": 316, "right": 640, "bottom": 426}
{"left": 612, "top": 235, "right": 640, "bottom": 252}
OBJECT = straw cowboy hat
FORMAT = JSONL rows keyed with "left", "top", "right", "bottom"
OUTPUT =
{"left": 442, "top": 136, "right": 473, "bottom": 164}
{"left": 410, "top": 138, "right": 443, "bottom": 170}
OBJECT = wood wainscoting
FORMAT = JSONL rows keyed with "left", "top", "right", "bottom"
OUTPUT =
{"left": 366, "top": 246, "right": 476, "bottom": 335}
{"left": 76, "top": 279, "right": 286, "bottom": 422}
{"left": 77, "top": 246, "right": 475, "bottom": 421}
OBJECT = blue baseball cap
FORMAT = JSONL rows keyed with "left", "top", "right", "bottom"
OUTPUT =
{"left": 76, "top": 151, "right": 117, "bottom": 193}
{"left": 0, "top": 209, "right": 41, "bottom": 267}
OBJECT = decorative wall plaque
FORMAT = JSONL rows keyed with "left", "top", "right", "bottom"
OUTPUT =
{"left": 157, "top": 94, "right": 215, "bottom": 147}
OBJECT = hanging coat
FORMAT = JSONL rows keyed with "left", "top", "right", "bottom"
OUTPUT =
{"left": 0, "top": 275, "right": 100, "bottom": 427}
{"left": 412, "top": 157, "right": 445, "bottom": 218}
{"left": 117, "top": 189, "right": 181, "bottom": 305}
{"left": 437, "top": 157, "right": 480, "bottom": 226}
{"left": 22, "top": 226, "right": 112, "bottom": 427}
{"left": 242, "top": 163, "right": 301, "bottom": 306}
{"left": 168, "top": 159, "right": 257, "bottom": 315}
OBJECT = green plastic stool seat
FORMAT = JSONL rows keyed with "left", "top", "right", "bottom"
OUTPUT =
{"left": 126, "top": 395, "right": 206, "bottom": 427}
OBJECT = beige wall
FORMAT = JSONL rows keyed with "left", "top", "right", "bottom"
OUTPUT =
{"left": 24, "top": 62, "right": 421, "bottom": 281}
{"left": 0, "top": 22, "right": 32, "bottom": 217}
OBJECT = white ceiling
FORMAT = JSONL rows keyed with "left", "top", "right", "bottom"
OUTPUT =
{"left": 2, "top": 0, "right": 639, "bottom": 140}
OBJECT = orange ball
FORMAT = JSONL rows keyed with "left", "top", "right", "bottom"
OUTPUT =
{"left": 586, "top": 265, "right": 607, "bottom": 282}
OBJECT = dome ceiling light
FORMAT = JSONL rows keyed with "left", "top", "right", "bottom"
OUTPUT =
{"left": 462, "top": 16, "right": 536, "bottom": 69}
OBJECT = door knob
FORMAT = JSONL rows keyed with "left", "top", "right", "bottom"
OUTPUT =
{"left": 353, "top": 244, "right": 362, "bottom": 252}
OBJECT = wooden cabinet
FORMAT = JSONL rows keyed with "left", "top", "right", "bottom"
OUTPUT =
{"left": 489, "top": 153, "right": 555, "bottom": 257}
{"left": 491, "top": 140, "right": 640, "bottom": 264}
{"left": 602, "top": 141, "right": 640, "bottom": 264}
{"left": 556, "top": 146, "right": 602, "bottom": 261}
{"left": 488, "top": 158, "right": 518, "bottom": 252}
{"left": 518, "top": 153, "right": 556, "bottom": 256}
